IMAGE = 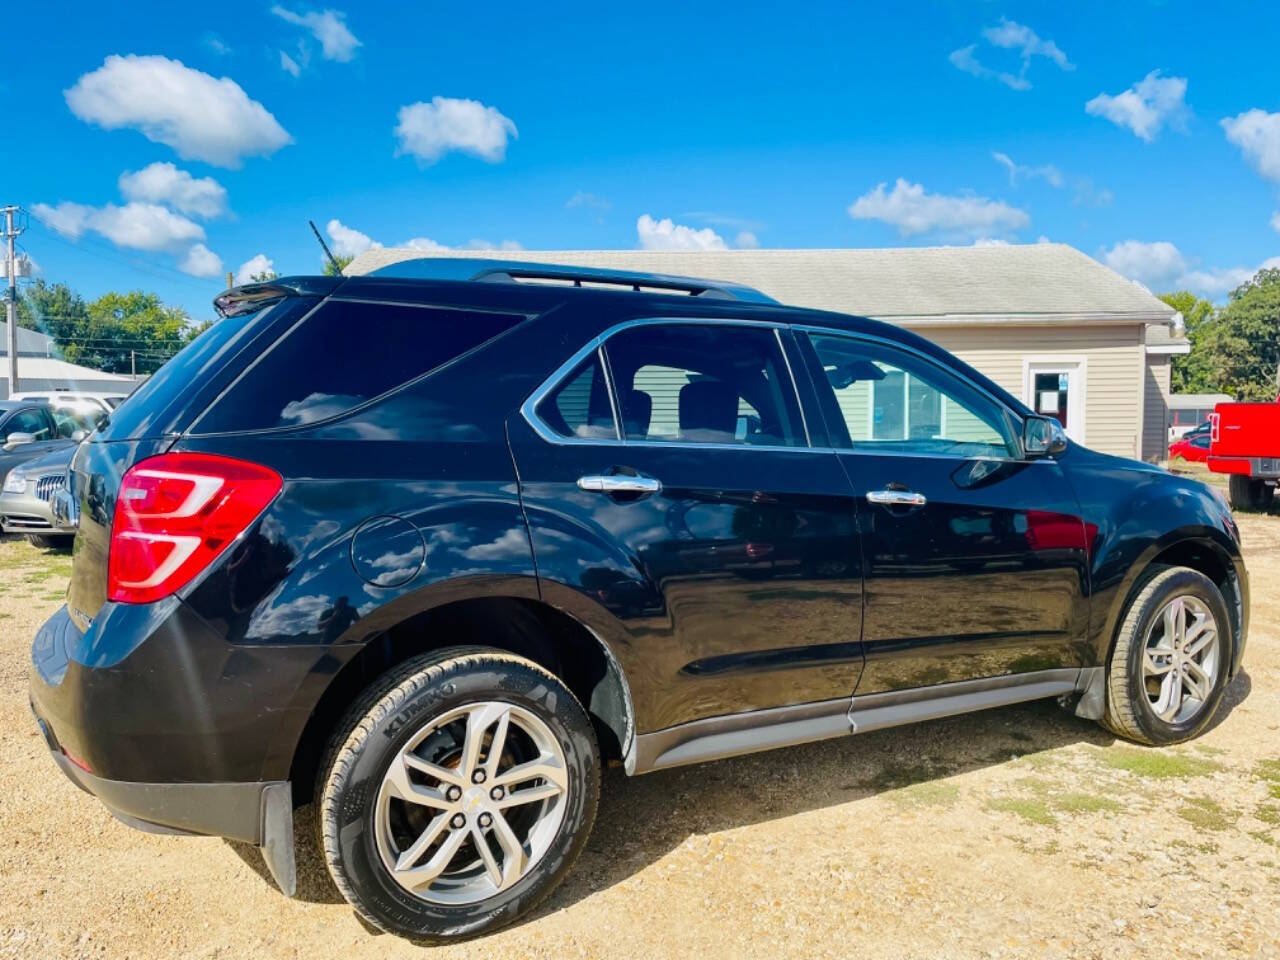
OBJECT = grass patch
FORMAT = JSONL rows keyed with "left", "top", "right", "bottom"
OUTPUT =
{"left": 887, "top": 781, "right": 960, "bottom": 809}
{"left": 1255, "top": 759, "right": 1280, "bottom": 784}
{"left": 1255, "top": 805, "right": 1280, "bottom": 826}
{"left": 1177, "top": 797, "right": 1236, "bottom": 832}
{"left": 1098, "top": 747, "right": 1221, "bottom": 779}
{"left": 988, "top": 797, "right": 1056, "bottom": 825}
{"left": 1053, "top": 792, "right": 1123, "bottom": 815}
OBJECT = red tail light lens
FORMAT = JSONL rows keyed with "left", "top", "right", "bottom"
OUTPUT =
{"left": 108, "top": 452, "right": 282, "bottom": 604}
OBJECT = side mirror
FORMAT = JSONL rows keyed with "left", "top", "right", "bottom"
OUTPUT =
{"left": 1023, "top": 416, "right": 1068, "bottom": 458}
{"left": 2, "top": 432, "right": 36, "bottom": 452}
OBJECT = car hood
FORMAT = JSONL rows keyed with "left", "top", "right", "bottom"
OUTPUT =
{"left": 12, "top": 443, "right": 77, "bottom": 478}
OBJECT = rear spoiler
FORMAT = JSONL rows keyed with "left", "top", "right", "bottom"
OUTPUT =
{"left": 213, "top": 276, "right": 343, "bottom": 318}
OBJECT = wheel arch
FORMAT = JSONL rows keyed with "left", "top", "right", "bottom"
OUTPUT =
{"left": 283, "top": 591, "right": 636, "bottom": 803}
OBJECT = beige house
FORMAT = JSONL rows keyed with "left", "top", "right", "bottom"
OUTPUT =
{"left": 348, "top": 244, "right": 1183, "bottom": 461}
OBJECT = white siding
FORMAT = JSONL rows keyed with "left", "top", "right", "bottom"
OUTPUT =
{"left": 911, "top": 324, "right": 1146, "bottom": 459}
{"left": 1142, "top": 355, "right": 1171, "bottom": 462}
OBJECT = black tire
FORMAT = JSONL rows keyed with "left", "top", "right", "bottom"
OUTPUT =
{"left": 1102, "top": 566, "right": 1232, "bottom": 745}
{"left": 27, "top": 533, "right": 73, "bottom": 550}
{"left": 1227, "top": 474, "right": 1274, "bottom": 511}
{"left": 318, "top": 647, "right": 600, "bottom": 942}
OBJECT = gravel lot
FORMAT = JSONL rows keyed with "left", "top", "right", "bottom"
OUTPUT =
{"left": 1, "top": 512, "right": 1278, "bottom": 960}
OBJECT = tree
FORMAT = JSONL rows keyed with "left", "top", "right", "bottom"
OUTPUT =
{"left": 1158, "top": 291, "right": 1217, "bottom": 394}
{"left": 249, "top": 269, "right": 279, "bottom": 282}
{"left": 323, "top": 254, "right": 353, "bottom": 277}
{"left": 17, "top": 279, "right": 199, "bottom": 375}
{"left": 1213, "top": 267, "right": 1280, "bottom": 401}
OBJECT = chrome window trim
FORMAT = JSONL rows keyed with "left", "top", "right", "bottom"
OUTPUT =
{"left": 774, "top": 327, "right": 811, "bottom": 448}
{"left": 520, "top": 316, "right": 809, "bottom": 451}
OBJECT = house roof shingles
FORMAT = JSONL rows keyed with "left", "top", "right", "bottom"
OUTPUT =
{"left": 347, "top": 243, "right": 1177, "bottom": 323}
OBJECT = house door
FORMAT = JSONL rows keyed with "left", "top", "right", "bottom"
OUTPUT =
{"left": 1026, "top": 361, "right": 1085, "bottom": 443}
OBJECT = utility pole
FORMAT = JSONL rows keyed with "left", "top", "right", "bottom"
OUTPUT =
{"left": 131, "top": 350, "right": 136, "bottom": 379}
{"left": 3, "top": 206, "right": 24, "bottom": 396}
{"left": 225, "top": 271, "right": 234, "bottom": 290}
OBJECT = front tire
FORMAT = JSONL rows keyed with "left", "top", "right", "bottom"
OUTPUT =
{"left": 27, "top": 533, "right": 73, "bottom": 550}
{"left": 318, "top": 648, "right": 600, "bottom": 942}
{"left": 1102, "top": 566, "right": 1231, "bottom": 745}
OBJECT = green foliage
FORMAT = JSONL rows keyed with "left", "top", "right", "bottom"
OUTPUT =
{"left": 323, "top": 254, "right": 353, "bottom": 277}
{"left": 1161, "top": 269, "right": 1280, "bottom": 401}
{"left": 17, "top": 277, "right": 201, "bottom": 375}
{"left": 249, "top": 270, "right": 279, "bottom": 282}
{"left": 1159, "top": 291, "right": 1217, "bottom": 394}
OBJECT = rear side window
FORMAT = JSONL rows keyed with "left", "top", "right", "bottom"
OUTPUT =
{"left": 603, "top": 323, "right": 806, "bottom": 447}
{"left": 194, "top": 301, "right": 524, "bottom": 434}
{"left": 536, "top": 353, "right": 617, "bottom": 440}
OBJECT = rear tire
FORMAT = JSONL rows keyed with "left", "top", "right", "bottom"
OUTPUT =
{"left": 1102, "top": 566, "right": 1231, "bottom": 746}
{"left": 1227, "top": 475, "right": 1273, "bottom": 511}
{"left": 318, "top": 647, "right": 600, "bottom": 942}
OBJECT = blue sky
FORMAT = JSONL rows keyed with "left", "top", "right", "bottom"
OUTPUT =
{"left": 4, "top": 0, "right": 1279, "bottom": 322}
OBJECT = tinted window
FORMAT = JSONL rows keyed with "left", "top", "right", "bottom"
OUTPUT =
{"left": 806, "top": 333, "right": 1016, "bottom": 458}
{"left": 5, "top": 409, "right": 51, "bottom": 441}
{"left": 537, "top": 353, "right": 616, "bottom": 439}
{"left": 603, "top": 324, "right": 805, "bottom": 447}
{"left": 195, "top": 301, "right": 524, "bottom": 433}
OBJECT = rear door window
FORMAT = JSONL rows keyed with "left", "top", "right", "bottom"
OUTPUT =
{"left": 193, "top": 300, "right": 526, "bottom": 434}
{"left": 535, "top": 353, "right": 617, "bottom": 440}
{"left": 602, "top": 323, "right": 806, "bottom": 447}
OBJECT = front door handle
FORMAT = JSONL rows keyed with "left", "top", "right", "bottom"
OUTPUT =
{"left": 577, "top": 474, "right": 663, "bottom": 495}
{"left": 866, "top": 488, "right": 927, "bottom": 507}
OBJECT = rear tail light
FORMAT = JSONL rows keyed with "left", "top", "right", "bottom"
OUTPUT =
{"left": 108, "top": 452, "right": 282, "bottom": 604}
{"left": 1210, "top": 413, "right": 1220, "bottom": 444}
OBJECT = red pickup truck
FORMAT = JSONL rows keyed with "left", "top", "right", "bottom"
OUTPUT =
{"left": 1209, "top": 400, "right": 1280, "bottom": 510}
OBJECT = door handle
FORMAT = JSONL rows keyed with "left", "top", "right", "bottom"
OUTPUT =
{"left": 866, "top": 488, "right": 927, "bottom": 507}
{"left": 577, "top": 474, "right": 663, "bottom": 495}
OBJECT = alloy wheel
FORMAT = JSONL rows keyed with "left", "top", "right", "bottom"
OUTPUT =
{"left": 1141, "top": 595, "right": 1219, "bottom": 725}
{"left": 374, "top": 700, "right": 569, "bottom": 904}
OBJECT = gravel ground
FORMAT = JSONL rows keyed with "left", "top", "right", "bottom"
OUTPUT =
{"left": 1, "top": 513, "right": 1278, "bottom": 960}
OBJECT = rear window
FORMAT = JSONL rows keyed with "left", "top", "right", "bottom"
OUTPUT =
{"left": 192, "top": 300, "right": 525, "bottom": 434}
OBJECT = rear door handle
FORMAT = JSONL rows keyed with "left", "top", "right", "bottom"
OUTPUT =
{"left": 577, "top": 474, "right": 663, "bottom": 495}
{"left": 866, "top": 488, "right": 927, "bottom": 507}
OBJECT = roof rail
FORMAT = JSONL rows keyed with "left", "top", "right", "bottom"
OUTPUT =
{"left": 365, "top": 257, "right": 778, "bottom": 304}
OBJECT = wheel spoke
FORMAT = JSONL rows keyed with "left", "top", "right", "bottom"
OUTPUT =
{"left": 1144, "top": 648, "right": 1174, "bottom": 677}
{"left": 402, "top": 752, "right": 465, "bottom": 787}
{"left": 460, "top": 702, "right": 511, "bottom": 779}
{"left": 384, "top": 756, "right": 453, "bottom": 809}
{"left": 492, "top": 754, "right": 568, "bottom": 791}
{"left": 483, "top": 710, "right": 511, "bottom": 781}
{"left": 497, "top": 781, "right": 564, "bottom": 809}
{"left": 395, "top": 813, "right": 450, "bottom": 872}
{"left": 489, "top": 810, "right": 528, "bottom": 888}
{"left": 1163, "top": 598, "right": 1182, "bottom": 647}
{"left": 400, "top": 826, "right": 468, "bottom": 892}
{"left": 1153, "top": 670, "right": 1182, "bottom": 721}
{"left": 1183, "top": 660, "right": 1211, "bottom": 700}
{"left": 1183, "top": 619, "right": 1216, "bottom": 658}
{"left": 471, "top": 825, "right": 504, "bottom": 888}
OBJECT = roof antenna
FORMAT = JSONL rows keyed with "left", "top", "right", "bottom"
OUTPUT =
{"left": 309, "top": 219, "right": 343, "bottom": 274}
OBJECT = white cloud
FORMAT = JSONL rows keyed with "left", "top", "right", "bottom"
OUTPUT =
{"left": 992, "top": 151, "right": 1064, "bottom": 188}
{"left": 235, "top": 254, "right": 275, "bottom": 284}
{"left": 636, "top": 214, "right": 729, "bottom": 251}
{"left": 1221, "top": 109, "right": 1280, "bottom": 184}
{"left": 949, "top": 19, "right": 1070, "bottom": 91}
{"left": 462, "top": 239, "right": 524, "bottom": 251}
{"left": 848, "top": 179, "right": 1029, "bottom": 238}
{"left": 949, "top": 45, "right": 1028, "bottom": 91}
{"left": 179, "top": 243, "right": 223, "bottom": 278}
{"left": 280, "top": 50, "right": 302, "bottom": 77}
{"left": 1272, "top": 211, "right": 1280, "bottom": 233}
{"left": 118, "top": 162, "right": 228, "bottom": 218}
{"left": 65, "top": 55, "right": 291, "bottom": 168}
{"left": 973, "top": 237, "right": 1011, "bottom": 247}
{"left": 982, "top": 18, "right": 1072, "bottom": 71}
{"left": 1101, "top": 239, "right": 1280, "bottom": 297}
{"left": 325, "top": 218, "right": 382, "bottom": 258}
{"left": 35, "top": 200, "right": 203, "bottom": 252}
{"left": 567, "top": 191, "right": 610, "bottom": 211}
{"left": 30, "top": 201, "right": 94, "bottom": 239}
{"left": 735, "top": 231, "right": 760, "bottom": 249}
{"left": 394, "top": 97, "right": 517, "bottom": 165}
{"left": 405, "top": 236, "right": 449, "bottom": 252}
{"left": 1085, "top": 71, "right": 1189, "bottom": 143}
{"left": 271, "top": 6, "right": 361, "bottom": 62}
{"left": 203, "top": 33, "right": 231, "bottom": 56}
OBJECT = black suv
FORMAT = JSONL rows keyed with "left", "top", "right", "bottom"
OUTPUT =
{"left": 30, "top": 259, "right": 1248, "bottom": 941}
